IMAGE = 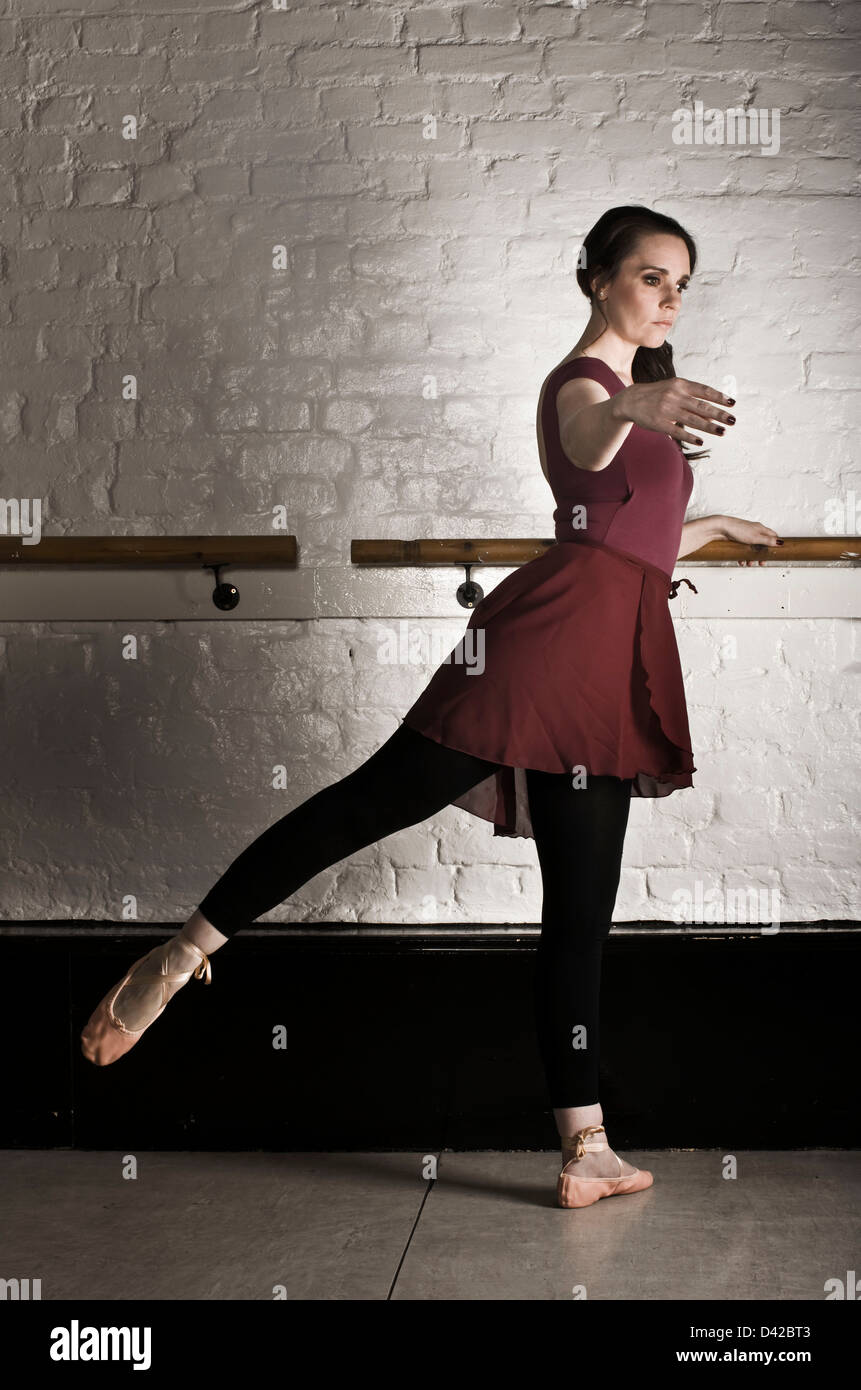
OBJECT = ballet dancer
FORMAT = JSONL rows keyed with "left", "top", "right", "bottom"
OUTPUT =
{"left": 82, "top": 204, "right": 781, "bottom": 1208}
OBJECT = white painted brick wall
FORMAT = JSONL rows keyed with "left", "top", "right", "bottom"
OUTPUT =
{"left": 0, "top": 2, "right": 858, "bottom": 928}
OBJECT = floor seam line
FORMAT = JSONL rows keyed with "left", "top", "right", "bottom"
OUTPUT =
{"left": 386, "top": 1155, "right": 437, "bottom": 1301}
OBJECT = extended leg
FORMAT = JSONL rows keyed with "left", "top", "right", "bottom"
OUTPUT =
{"left": 82, "top": 723, "right": 499, "bottom": 1065}
{"left": 197, "top": 723, "right": 499, "bottom": 935}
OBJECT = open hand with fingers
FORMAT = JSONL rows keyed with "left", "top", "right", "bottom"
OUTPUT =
{"left": 617, "top": 376, "right": 736, "bottom": 445}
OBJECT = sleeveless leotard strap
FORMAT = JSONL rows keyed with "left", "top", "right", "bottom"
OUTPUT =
{"left": 555, "top": 356, "right": 625, "bottom": 396}
{"left": 545, "top": 355, "right": 627, "bottom": 486}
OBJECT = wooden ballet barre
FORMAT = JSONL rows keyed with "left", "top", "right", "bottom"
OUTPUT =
{"left": 0, "top": 536, "right": 298, "bottom": 565}
{"left": 0, "top": 534, "right": 855, "bottom": 567}
{"left": 351, "top": 537, "right": 860, "bottom": 565}
{"left": 683, "top": 537, "right": 859, "bottom": 562}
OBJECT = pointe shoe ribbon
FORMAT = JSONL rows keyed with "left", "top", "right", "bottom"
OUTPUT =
{"left": 565, "top": 1124, "right": 607, "bottom": 1159}
{"left": 192, "top": 954, "right": 212, "bottom": 985}
{"left": 81, "top": 939, "right": 212, "bottom": 1067}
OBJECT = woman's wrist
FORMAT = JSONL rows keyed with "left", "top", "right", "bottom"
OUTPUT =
{"left": 608, "top": 388, "right": 630, "bottom": 423}
{"left": 678, "top": 515, "right": 729, "bottom": 559}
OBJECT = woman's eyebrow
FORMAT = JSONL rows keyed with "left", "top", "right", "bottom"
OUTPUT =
{"left": 637, "top": 263, "right": 692, "bottom": 281}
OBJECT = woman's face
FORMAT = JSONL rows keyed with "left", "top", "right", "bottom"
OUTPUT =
{"left": 597, "top": 233, "right": 692, "bottom": 347}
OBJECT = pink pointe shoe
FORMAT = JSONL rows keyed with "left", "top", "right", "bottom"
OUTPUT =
{"left": 81, "top": 940, "right": 212, "bottom": 1067}
{"left": 557, "top": 1123, "right": 654, "bottom": 1209}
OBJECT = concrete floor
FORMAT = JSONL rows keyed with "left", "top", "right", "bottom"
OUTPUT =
{"left": 1, "top": 1149, "right": 858, "bottom": 1300}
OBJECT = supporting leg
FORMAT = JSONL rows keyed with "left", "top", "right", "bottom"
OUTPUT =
{"left": 526, "top": 768, "right": 649, "bottom": 1187}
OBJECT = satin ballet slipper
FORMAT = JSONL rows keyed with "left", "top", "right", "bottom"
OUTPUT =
{"left": 557, "top": 1123, "right": 654, "bottom": 1209}
{"left": 81, "top": 940, "right": 212, "bottom": 1067}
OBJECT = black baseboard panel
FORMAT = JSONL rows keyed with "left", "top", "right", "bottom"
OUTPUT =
{"left": 1, "top": 925, "right": 858, "bottom": 1150}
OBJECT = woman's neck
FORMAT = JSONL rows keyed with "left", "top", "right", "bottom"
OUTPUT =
{"left": 570, "top": 326, "right": 635, "bottom": 385}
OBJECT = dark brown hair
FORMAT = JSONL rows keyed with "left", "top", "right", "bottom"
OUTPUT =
{"left": 576, "top": 204, "right": 709, "bottom": 465}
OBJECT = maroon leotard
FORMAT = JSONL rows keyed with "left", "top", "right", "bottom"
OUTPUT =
{"left": 401, "top": 355, "right": 698, "bottom": 838}
{"left": 549, "top": 356, "right": 694, "bottom": 575}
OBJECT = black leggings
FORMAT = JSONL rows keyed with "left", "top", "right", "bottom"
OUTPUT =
{"left": 198, "top": 723, "right": 632, "bottom": 1108}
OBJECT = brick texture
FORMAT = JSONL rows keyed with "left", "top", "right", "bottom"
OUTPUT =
{"left": 0, "top": 2, "right": 858, "bottom": 925}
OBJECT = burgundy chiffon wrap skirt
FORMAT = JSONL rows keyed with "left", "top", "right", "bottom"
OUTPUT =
{"left": 400, "top": 535, "right": 697, "bottom": 839}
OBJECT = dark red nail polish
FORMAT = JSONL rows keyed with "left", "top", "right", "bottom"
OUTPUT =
{"left": 727, "top": 398, "right": 735, "bottom": 406}
{"left": 727, "top": 415, "right": 736, "bottom": 424}
{"left": 716, "top": 427, "right": 725, "bottom": 435}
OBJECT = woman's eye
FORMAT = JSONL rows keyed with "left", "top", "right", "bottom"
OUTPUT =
{"left": 645, "top": 276, "right": 690, "bottom": 291}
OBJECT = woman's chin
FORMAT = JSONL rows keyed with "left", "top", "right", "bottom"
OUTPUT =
{"left": 639, "top": 329, "right": 668, "bottom": 348}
